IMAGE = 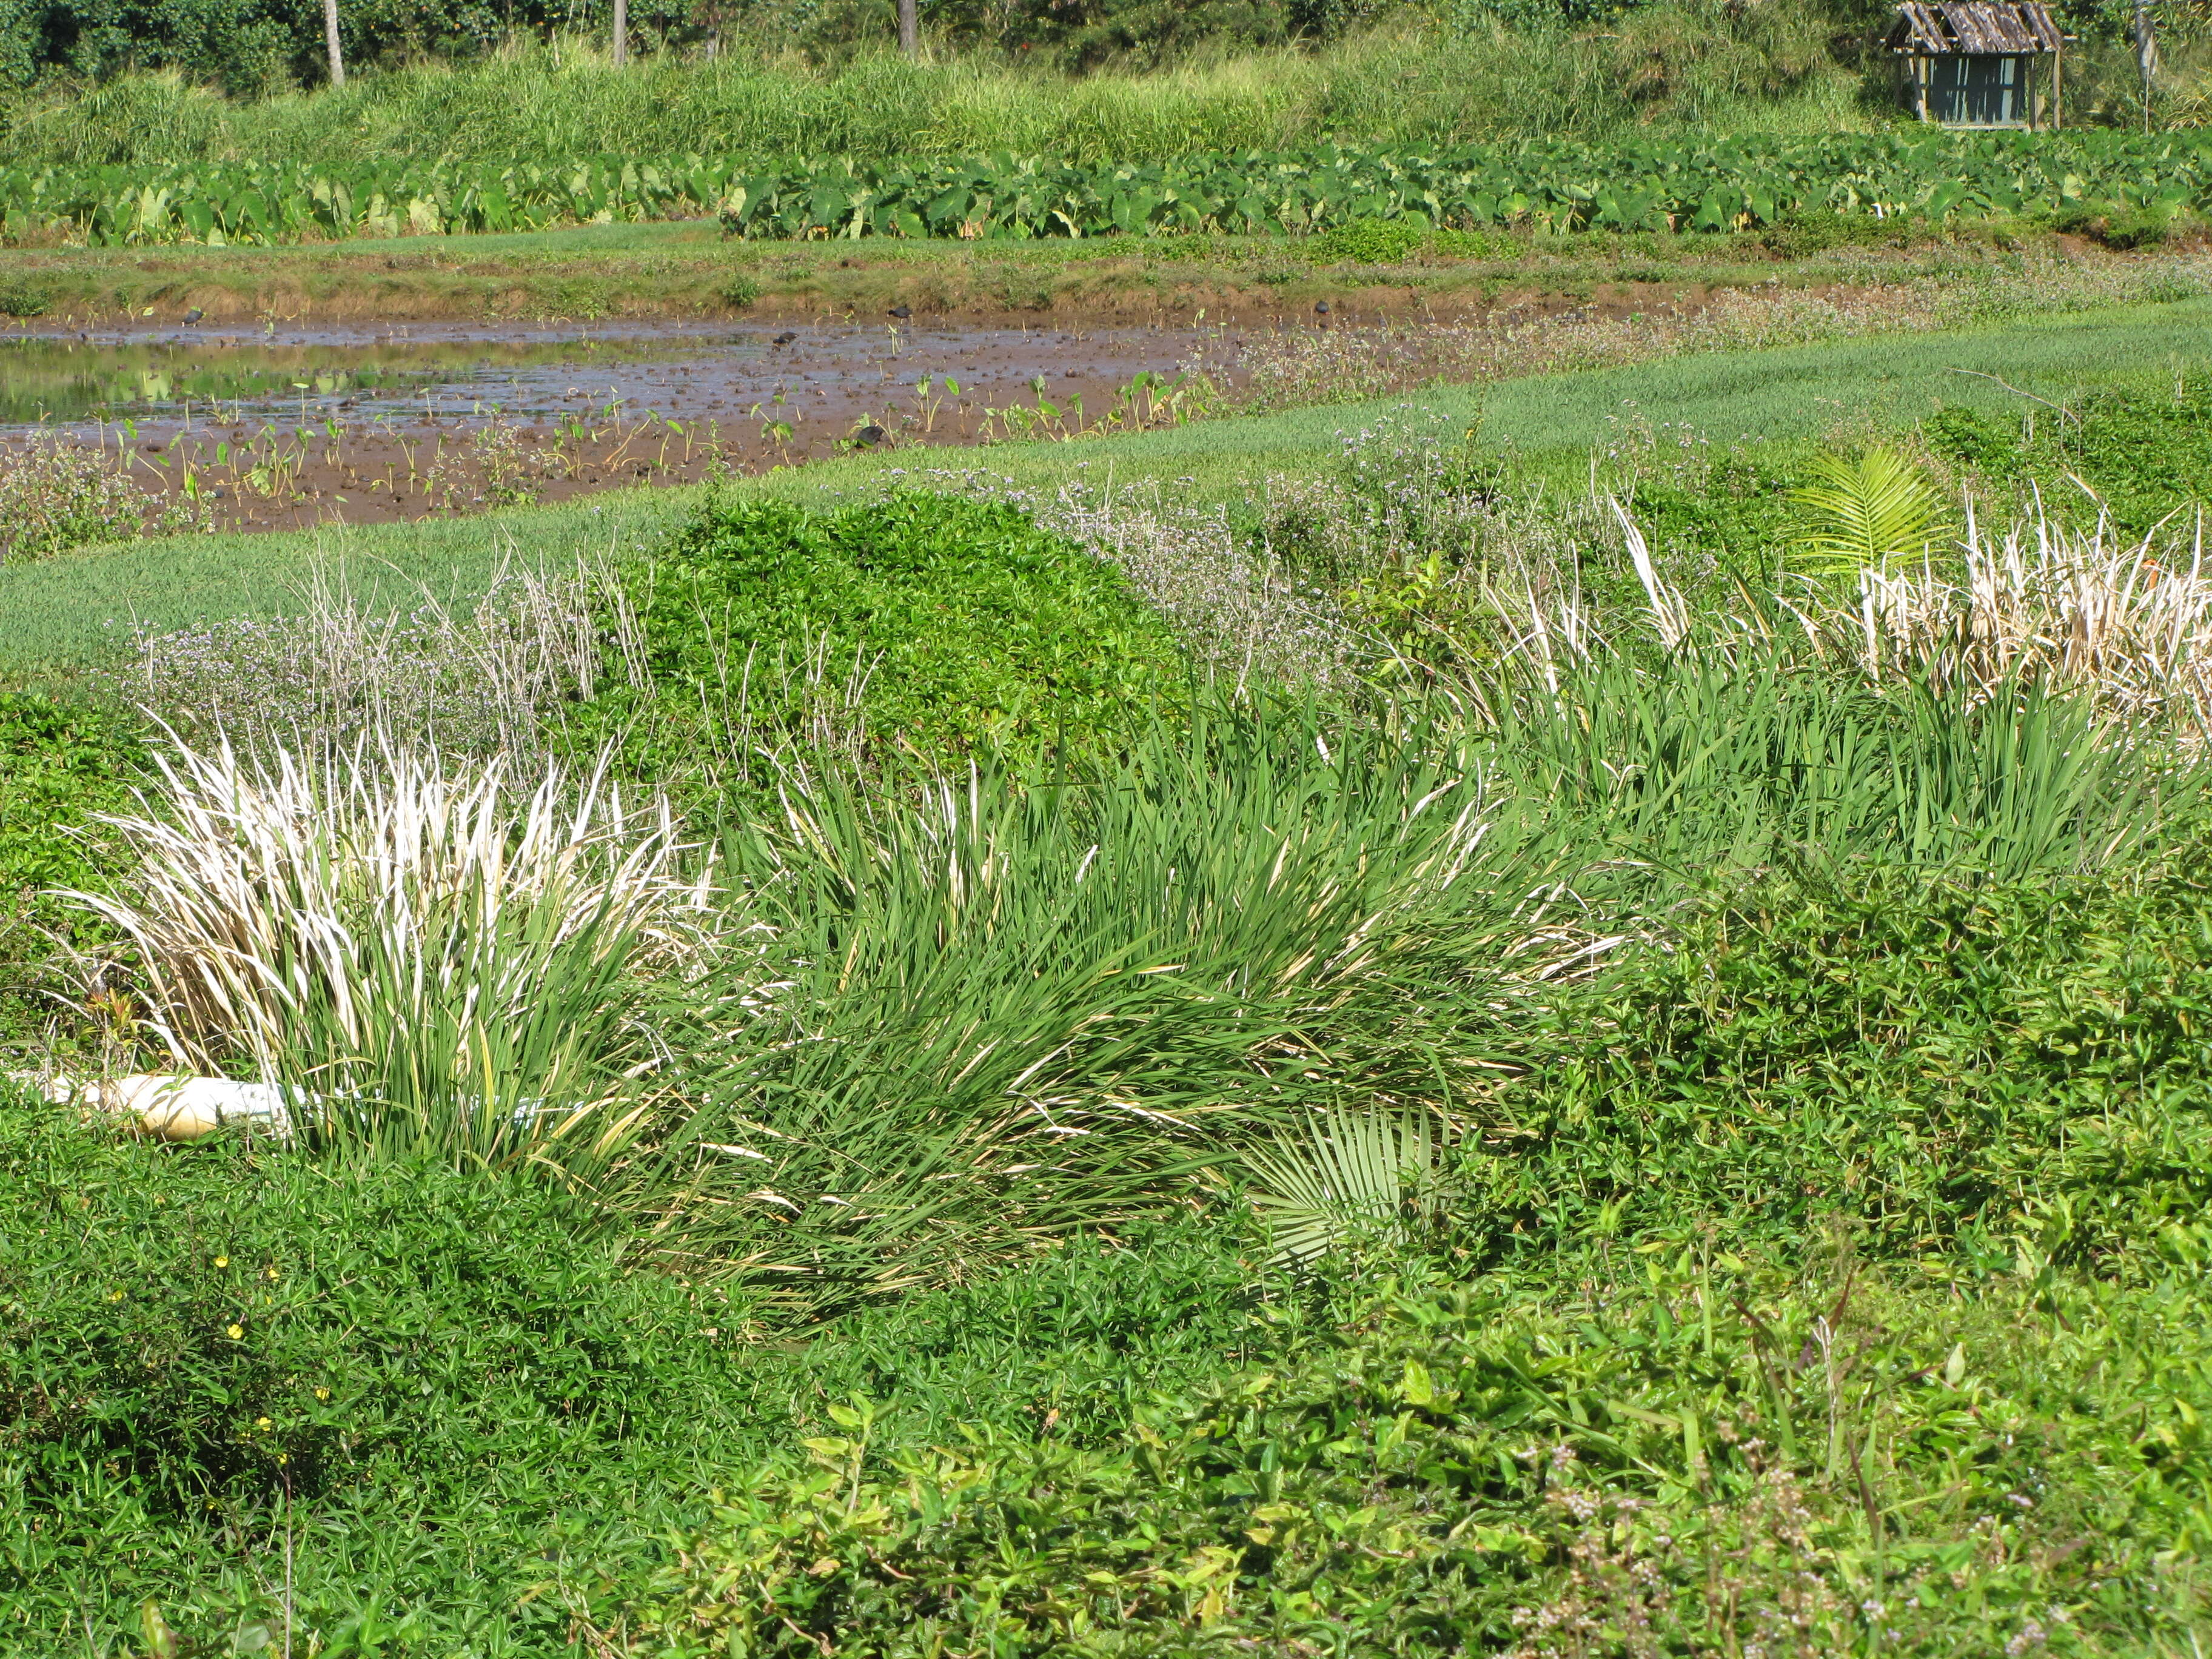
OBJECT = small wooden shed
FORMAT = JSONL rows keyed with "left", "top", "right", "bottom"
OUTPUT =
{"left": 1888, "top": 2, "right": 2066, "bottom": 128}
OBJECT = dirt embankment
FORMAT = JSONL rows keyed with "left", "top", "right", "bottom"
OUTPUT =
{"left": 0, "top": 223, "right": 1980, "bottom": 332}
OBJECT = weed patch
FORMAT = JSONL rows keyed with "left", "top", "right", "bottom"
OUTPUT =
{"left": 0, "top": 693, "right": 144, "bottom": 1050}
{"left": 584, "top": 491, "right": 1188, "bottom": 786}
{"left": 1925, "top": 380, "right": 2212, "bottom": 534}
{"left": 0, "top": 435, "right": 213, "bottom": 562}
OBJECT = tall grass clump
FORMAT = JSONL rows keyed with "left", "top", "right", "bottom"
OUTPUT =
{"left": 62, "top": 736, "right": 711, "bottom": 1178}
{"left": 125, "top": 554, "right": 632, "bottom": 760}
{"left": 653, "top": 700, "right": 1585, "bottom": 1312}
{"left": 1855, "top": 508, "right": 2212, "bottom": 730}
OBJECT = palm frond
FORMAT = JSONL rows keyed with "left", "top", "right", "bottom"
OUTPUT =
{"left": 1786, "top": 448, "right": 1949, "bottom": 576}
{"left": 1243, "top": 1102, "right": 1441, "bottom": 1266}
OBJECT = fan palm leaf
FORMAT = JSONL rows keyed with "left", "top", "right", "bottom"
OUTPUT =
{"left": 1243, "top": 1102, "right": 1440, "bottom": 1266}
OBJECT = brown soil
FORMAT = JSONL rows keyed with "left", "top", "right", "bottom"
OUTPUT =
{"left": 3, "top": 318, "right": 1247, "bottom": 533}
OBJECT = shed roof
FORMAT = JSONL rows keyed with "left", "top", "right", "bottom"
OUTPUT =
{"left": 1888, "top": 1, "right": 2063, "bottom": 53}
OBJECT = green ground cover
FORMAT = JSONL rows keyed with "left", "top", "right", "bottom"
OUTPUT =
{"left": 13, "top": 293, "right": 2212, "bottom": 1655}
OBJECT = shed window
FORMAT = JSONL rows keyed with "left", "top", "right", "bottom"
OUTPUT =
{"left": 1929, "top": 53, "right": 2023, "bottom": 124}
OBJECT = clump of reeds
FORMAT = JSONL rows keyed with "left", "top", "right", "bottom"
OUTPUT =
{"left": 122, "top": 553, "right": 641, "bottom": 760}
{"left": 61, "top": 734, "right": 713, "bottom": 1176}
{"left": 1037, "top": 480, "right": 1354, "bottom": 691}
{"left": 1852, "top": 507, "right": 2212, "bottom": 732}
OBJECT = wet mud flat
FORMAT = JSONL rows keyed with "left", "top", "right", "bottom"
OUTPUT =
{"left": 0, "top": 316, "right": 1252, "bottom": 533}
{"left": 0, "top": 279, "right": 1804, "bottom": 534}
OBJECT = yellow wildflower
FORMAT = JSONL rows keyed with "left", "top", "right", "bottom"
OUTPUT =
{"left": 226, "top": 1324, "right": 243, "bottom": 1340}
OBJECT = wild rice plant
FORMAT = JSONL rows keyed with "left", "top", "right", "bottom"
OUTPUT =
{"left": 60, "top": 734, "right": 712, "bottom": 1179}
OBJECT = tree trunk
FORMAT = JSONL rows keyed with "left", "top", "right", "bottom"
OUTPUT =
{"left": 2136, "top": 3, "right": 2158, "bottom": 132}
{"left": 613, "top": 0, "right": 628, "bottom": 67}
{"left": 899, "top": 0, "right": 917, "bottom": 58}
{"left": 323, "top": 0, "right": 345, "bottom": 88}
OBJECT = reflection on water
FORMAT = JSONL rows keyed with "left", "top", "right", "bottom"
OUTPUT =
{"left": 1, "top": 320, "right": 1228, "bottom": 452}
{"left": 0, "top": 333, "right": 679, "bottom": 427}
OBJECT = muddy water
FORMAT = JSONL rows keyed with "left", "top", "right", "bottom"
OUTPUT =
{"left": 0, "top": 318, "right": 1256, "bottom": 531}
{"left": 1, "top": 318, "right": 1243, "bottom": 437}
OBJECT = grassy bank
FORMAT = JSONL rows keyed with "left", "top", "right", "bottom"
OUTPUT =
{"left": 5, "top": 289, "right": 2207, "bottom": 676}
{"left": 12, "top": 258, "right": 2212, "bottom": 1654}
{"left": 0, "top": 216, "right": 2110, "bottom": 329}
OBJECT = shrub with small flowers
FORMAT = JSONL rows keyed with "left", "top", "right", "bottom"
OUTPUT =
{"left": 0, "top": 435, "right": 213, "bottom": 565}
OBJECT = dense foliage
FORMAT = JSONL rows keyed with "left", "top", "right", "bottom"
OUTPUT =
{"left": 582, "top": 491, "right": 1185, "bottom": 782}
{"left": 0, "top": 0, "right": 1379, "bottom": 94}
{"left": 8, "top": 130, "right": 2208, "bottom": 244}
{"left": 16, "top": 260, "right": 2212, "bottom": 1656}
{"left": 0, "top": 692, "right": 142, "bottom": 1046}
{"left": 0, "top": 1092, "right": 1267, "bottom": 1649}
{"left": 618, "top": 858, "right": 2212, "bottom": 1655}
{"left": 1929, "top": 382, "right": 2212, "bottom": 537}
{"left": 22, "top": 854, "right": 2212, "bottom": 1651}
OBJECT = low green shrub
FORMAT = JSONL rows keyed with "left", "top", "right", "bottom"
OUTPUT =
{"left": 1923, "top": 401, "right": 2030, "bottom": 483}
{"left": 1484, "top": 858, "right": 2212, "bottom": 1265}
{"left": 0, "top": 692, "right": 145, "bottom": 1048}
{"left": 586, "top": 491, "right": 1187, "bottom": 789}
{"left": 1758, "top": 206, "right": 1909, "bottom": 257}
{"left": 1312, "top": 215, "right": 1427, "bottom": 264}
{"left": 0, "top": 1097, "right": 748, "bottom": 1515}
{"left": 0, "top": 1090, "right": 757, "bottom": 1649}
{"left": 1430, "top": 225, "right": 1509, "bottom": 259}
{"left": 1925, "top": 382, "right": 2212, "bottom": 535}
{"left": 2052, "top": 197, "right": 2185, "bottom": 250}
